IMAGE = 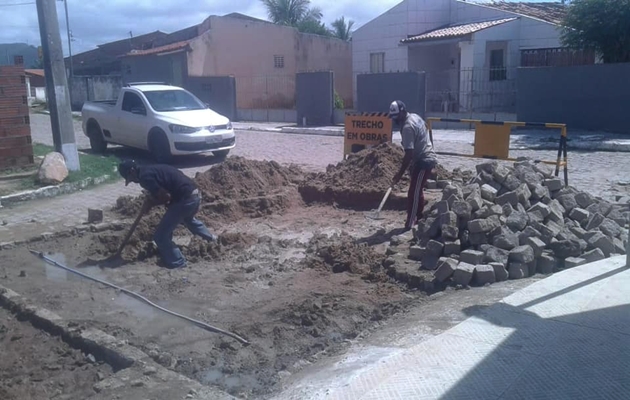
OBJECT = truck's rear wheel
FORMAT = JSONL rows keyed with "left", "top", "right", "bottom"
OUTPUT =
{"left": 149, "top": 130, "right": 172, "bottom": 163}
{"left": 87, "top": 121, "right": 107, "bottom": 154}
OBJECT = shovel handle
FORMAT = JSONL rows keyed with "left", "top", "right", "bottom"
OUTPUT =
{"left": 116, "top": 208, "right": 145, "bottom": 255}
{"left": 377, "top": 187, "right": 393, "bottom": 213}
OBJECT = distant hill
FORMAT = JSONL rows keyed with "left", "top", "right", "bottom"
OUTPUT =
{"left": 0, "top": 43, "right": 39, "bottom": 68}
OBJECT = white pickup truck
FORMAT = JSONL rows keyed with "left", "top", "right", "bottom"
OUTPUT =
{"left": 81, "top": 83, "right": 235, "bottom": 162}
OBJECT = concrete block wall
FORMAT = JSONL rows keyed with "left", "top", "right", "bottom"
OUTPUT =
{"left": 517, "top": 63, "right": 630, "bottom": 133}
{"left": 70, "top": 75, "right": 122, "bottom": 111}
{"left": 356, "top": 71, "right": 427, "bottom": 116}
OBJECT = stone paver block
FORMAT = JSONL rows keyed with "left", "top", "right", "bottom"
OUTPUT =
{"left": 502, "top": 203, "right": 514, "bottom": 217}
{"left": 516, "top": 184, "right": 532, "bottom": 205}
{"left": 466, "top": 189, "right": 484, "bottom": 212}
{"left": 409, "top": 246, "right": 425, "bottom": 261}
{"left": 588, "top": 232, "right": 615, "bottom": 257}
{"left": 451, "top": 201, "right": 472, "bottom": 220}
{"left": 585, "top": 212, "right": 605, "bottom": 231}
{"left": 518, "top": 226, "right": 542, "bottom": 245}
{"left": 582, "top": 248, "right": 605, "bottom": 263}
{"left": 509, "top": 245, "right": 535, "bottom": 264}
{"left": 440, "top": 211, "right": 458, "bottom": 228}
{"left": 599, "top": 218, "right": 623, "bottom": 238}
{"left": 493, "top": 231, "right": 520, "bottom": 251}
{"left": 525, "top": 236, "right": 546, "bottom": 257}
{"left": 468, "top": 232, "right": 489, "bottom": 245}
{"left": 503, "top": 174, "right": 522, "bottom": 191}
{"left": 557, "top": 193, "right": 578, "bottom": 212}
{"left": 460, "top": 249, "right": 485, "bottom": 265}
{"left": 530, "top": 184, "right": 549, "bottom": 201}
{"left": 453, "top": 262, "right": 475, "bottom": 286}
{"left": 484, "top": 245, "right": 509, "bottom": 266}
{"left": 434, "top": 258, "right": 458, "bottom": 282}
{"left": 575, "top": 191, "right": 596, "bottom": 209}
{"left": 489, "top": 262, "right": 509, "bottom": 282}
{"left": 425, "top": 179, "right": 437, "bottom": 189}
{"left": 492, "top": 165, "right": 510, "bottom": 183}
{"left": 536, "top": 254, "right": 557, "bottom": 274}
{"left": 613, "top": 237, "right": 626, "bottom": 254}
{"left": 426, "top": 240, "right": 445, "bottom": 257}
{"left": 441, "top": 225, "right": 459, "bottom": 241}
{"left": 434, "top": 200, "right": 449, "bottom": 215}
{"left": 586, "top": 201, "right": 613, "bottom": 218}
{"left": 476, "top": 161, "right": 498, "bottom": 175}
{"left": 565, "top": 257, "right": 586, "bottom": 268}
{"left": 496, "top": 191, "right": 519, "bottom": 207}
{"left": 444, "top": 240, "right": 461, "bottom": 256}
{"left": 507, "top": 211, "right": 529, "bottom": 232}
{"left": 545, "top": 220, "right": 564, "bottom": 238}
{"left": 549, "top": 239, "right": 582, "bottom": 259}
{"left": 548, "top": 199, "right": 566, "bottom": 222}
{"left": 508, "top": 263, "right": 529, "bottom": 279}
{"left": 473, "top": 264, "right": 496, "bottom": 286}
{"left": 569, "top": 225, "right": 587, "bottom": 239}
{"left": 543, "top": 178, "right": 563, "bottom": 192}
{"left": 569, "top": 207, "right": 590, "bottom": 223}
{"left": 481, "top": 184, "right": 498, "bottom": 202}
{"left": 442, "top": 185, "right": 462, "bottom": 200}
{"left": 528, "top": 202, "right": 551, "bottom": 218}
{"left": 421, "top": 254, "right": 440, "bottom": 270}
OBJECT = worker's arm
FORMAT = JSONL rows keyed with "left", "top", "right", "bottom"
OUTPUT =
{"left": 393, "top": 149, "right": 413, "bottom": 185}
{"left": 141, "top": 188, "right": 171, "bottom": 213}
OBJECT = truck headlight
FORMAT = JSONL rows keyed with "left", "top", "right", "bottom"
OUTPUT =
{"left": 227, "top": 121, "right": 232, "bottom": 130}
{"left": 169, "top": 124, "right": 200, "bottom": 134}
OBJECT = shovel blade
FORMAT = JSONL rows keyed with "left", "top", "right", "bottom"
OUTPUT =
{"left": 365, "top": 210, "right": 384, "bottom": 220}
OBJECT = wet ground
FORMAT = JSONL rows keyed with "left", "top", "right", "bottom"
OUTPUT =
{"left": 0, "top": 203, "right": 428, "bottom": 398}
{"left": 0, "top": 306, "right": 113, "bottom": 400}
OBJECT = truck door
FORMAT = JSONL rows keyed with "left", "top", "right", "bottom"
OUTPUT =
{"left": 118, "top": 91, "right": 150, "bottom": 149}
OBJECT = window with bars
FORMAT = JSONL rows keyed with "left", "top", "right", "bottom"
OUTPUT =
{"left": 370, "top": 52, "right": 385, "bottom": 73}
{"left": 489, "top": 49, "right": 507, "bottom": 81}
{"left": 274, "top": 55, "right": 284, "bottom": 69}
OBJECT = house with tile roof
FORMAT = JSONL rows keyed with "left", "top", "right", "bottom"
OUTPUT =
{"left": 353, "top": 1, "right": 595, "bottom": 114}
{"left": 119, "top": 13, "right": 352, "bottom": 111}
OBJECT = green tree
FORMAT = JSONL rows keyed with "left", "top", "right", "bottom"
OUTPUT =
{"left": 261, "top": 0, "right": 331, "bottom": 36}
{"left": 331, "top": 16, "right": 354, "bottom": 41}
{"left": 561, "top": 0, "right": 630, "bottom": 63}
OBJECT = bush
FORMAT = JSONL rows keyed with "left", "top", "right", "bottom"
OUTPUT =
{"left": 334, "top": 91, "right": 344, "bottom": 109}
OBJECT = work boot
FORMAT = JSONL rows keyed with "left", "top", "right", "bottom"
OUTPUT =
{"left": 157, "top": 259, "right": 187, "bottom": 270}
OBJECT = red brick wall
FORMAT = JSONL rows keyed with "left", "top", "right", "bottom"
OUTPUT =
{"left": 0, "top": 65, "right": 34, "bottom": 169}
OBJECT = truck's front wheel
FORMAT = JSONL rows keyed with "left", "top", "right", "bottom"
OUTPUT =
{"left": 87, "top": 121, "right": 107, "bottom": 154}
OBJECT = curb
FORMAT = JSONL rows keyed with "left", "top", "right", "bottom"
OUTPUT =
{"left": 0, "top": 174, "right": 115, "bottom": 207}
{"left": 280, "top": 126, "right": 344, "bottom": 137}
{"left": 0, "top": 284, "right": 236, "bottom": 399}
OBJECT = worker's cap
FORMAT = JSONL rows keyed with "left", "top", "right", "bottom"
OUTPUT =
{"left": 118, "top": 159, "right": 138, "bottom": 186}
{"left": 388, "top": 100, "right": 406, "bottom": 118}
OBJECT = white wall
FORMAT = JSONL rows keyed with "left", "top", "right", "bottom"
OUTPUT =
{"left": 450, "top": 0, "right": 513, "bottom": 24}
{"left": 352, "top": 0, "right": 452, "bottom": 100}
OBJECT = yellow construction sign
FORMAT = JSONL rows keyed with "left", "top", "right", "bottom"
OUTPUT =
{"left": 344, "top": 112, "right": 392, "bottom": 157}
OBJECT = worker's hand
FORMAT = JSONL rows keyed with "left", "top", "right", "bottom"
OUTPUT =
{"left": 392, "top": 172, "right": 403, "bottom": 186}
{"left": 140, "top": 197, "right": 153, "bottom": 214}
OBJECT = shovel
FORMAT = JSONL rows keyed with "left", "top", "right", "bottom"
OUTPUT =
{"left": 83, "top": 207, "right": 146, "bottom": 268}
{"left": 366, "top": 186, "right": 393, "bottom": 220}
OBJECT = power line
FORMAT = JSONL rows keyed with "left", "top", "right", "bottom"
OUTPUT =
{"left": 0, "top": 2, "right": 35, "bottom": 7}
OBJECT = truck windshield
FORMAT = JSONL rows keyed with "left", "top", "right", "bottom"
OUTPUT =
{"left": 143, "top": 90, "right": 206, "bottom": 112}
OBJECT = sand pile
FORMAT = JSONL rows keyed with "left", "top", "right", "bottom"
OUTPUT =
{"left": 194, "top": 157, "right": 303, "bottom": 202}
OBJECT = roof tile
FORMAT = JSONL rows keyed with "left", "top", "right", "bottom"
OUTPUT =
{"left": 402, "top": 18, "right": 517, "bottom": 44}
{"left": 124, "top": 40, "right": 191, "bottom": 57}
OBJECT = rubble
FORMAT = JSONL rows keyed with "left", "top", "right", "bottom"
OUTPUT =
{"left": 397, "top": 159, "right": 629, "bottom": 287}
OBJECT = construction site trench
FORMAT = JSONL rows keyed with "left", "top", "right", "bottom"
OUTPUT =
{"left": 0, "top": 143, "right": 628, "bottom": 399}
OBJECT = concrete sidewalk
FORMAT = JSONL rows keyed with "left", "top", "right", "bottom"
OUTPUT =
{"left": 274, "top": 256, "right": 630, "bottom": 400}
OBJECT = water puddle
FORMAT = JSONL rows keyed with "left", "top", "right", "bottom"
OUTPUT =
{"left": 201, "top": 360, "right": 263, "bottom": 394}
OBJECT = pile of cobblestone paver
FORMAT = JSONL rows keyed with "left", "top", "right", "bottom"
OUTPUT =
{"left": 410, "top": 159, "right": 629, "bottom": 287}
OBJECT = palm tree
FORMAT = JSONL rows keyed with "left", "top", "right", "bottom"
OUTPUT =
{"left": 331, "top": 16, "right": 354, "bottom": 41}
{"left": 261, "top": 0, "right": 331, "bottom": 35}
{"left": 261, "top": 0, "right": 312, "bottom": 26}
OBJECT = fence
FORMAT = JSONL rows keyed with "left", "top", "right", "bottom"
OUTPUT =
{"left": 69, "top": 75, "right": 122, "bottom": 111}
{"left": 422, "top": 67, "right": 517, "bottom": 114}
{"left": 236, "top": 75, "right": 296, "bottom": 109}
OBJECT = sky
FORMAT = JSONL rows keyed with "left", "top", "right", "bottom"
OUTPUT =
{"left": 0, "top": 0, "right": 556, "bottom": 56}
{"left": 0, "top": 0, "right": 401, "bottom": 56}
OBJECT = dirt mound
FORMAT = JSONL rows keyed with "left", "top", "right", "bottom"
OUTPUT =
{"left": 304, "top": 233, "right": 387, "bottom": 282}
{"left": 194, "top": 157, "right": 303, "bottom": 202}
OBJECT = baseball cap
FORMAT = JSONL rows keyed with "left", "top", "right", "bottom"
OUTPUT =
{"left": 118, "top": 160, "right": 138, "bottom": 186}
{"left": 388, "top": 100, "right": 406, "bottom": 118}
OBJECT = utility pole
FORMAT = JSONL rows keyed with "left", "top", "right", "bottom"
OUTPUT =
{"left": 59, "top": 0, "right": 73, "bottom": 80}
{"left": 36, "top": 0, "right": 80, "bottom": 171}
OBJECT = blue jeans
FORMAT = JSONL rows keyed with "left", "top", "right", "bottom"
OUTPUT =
{"left": 153, "top": 194, "right": 215, "bottom": 268}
